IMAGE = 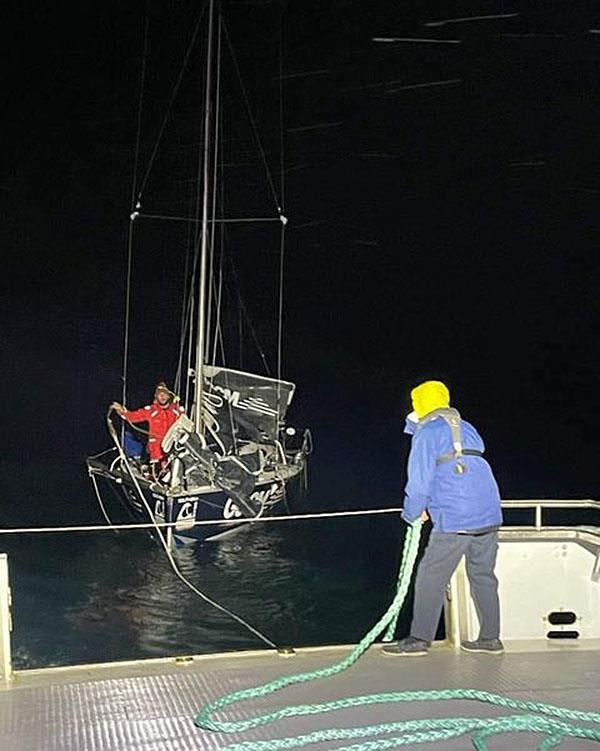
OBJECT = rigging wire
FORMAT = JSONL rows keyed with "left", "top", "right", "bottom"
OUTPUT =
{"left": 193, "top": 0, "right": 218, "bottom": 434}
{"left": 122, "top": 9, "right": 150, "bottom": 410}
{"left": 174, "top": 177, "right": 197, "bottom": 398}
{"left": 210, "top": 101, "right": 227, "bottom": 368}
{"left": 210, "top": 243, "right": 225, "bottom": 367}
{"left": 125, "top": 3, "right": 207, "bottom": 406}
{"left": 203, "top": 7, "right": 244, "bottom": 455}
{"left": 276, "top": 10, "right": 286, "bottom": 419}
{"left": 223, "top": 20, "right": 281, "bottom": 213}
{"left": 135, "top": 3, "right": 208, "bottom": 203}
{"left": 90, "top": 473, "right": 118, "bottom": 531}
{"left": 174, "top": 83, "right": 207, "bottom": 402}
{"left": 175, "top": 25, "right": 211, "bottom": 408}
{"left": 177, "top": 10, "right": 211, "bottom": 418}
{"left": 136, "top": 212, "right": 281, "bottom": 224}
{"left": 175, "top": 6, "right": 287, "bottom": 393}
{"left": 212, "top": 346, "right": 240, "bottom": 460}
{"left": 276, "top": 213, "right": 286, "bottom": 416}
{"left": 134, "top": 3, "right": 286, "bottom": 414}
{"left": 205, "top": 8, "right": 223, "bottom": 364}
{"left": 184, "top": 297, "right": 195, "bottom": 411}
{"left": 278, "top": 6, "right": 285, "bottom": 215}
{"left": 175, "top": 53, "right": 210, "bottom": 400}
{"left": 228, "top": 257, "right": 272, "bottom": 374}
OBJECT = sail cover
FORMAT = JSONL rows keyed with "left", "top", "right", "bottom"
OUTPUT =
{"left": 202, "top": 366, "right": 295, "bottom": 445}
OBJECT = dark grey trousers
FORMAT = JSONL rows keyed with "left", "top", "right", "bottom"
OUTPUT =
{"left": 410, "top": 530, "right": 500, "bottom": 642}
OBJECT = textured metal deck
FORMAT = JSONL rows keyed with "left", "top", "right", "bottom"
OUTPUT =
{"left": 1, "top": 642, "right": 599, "bottom": 750}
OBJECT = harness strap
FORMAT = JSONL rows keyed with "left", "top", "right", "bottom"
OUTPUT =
{"left": 419, "top": 408, "right": 464, "bottom": 453}
{"left": 418, "top": 407, "right": 484, "bottom": 472}
{"left": 436, "top": 448, "right": 483, "bottom": 466}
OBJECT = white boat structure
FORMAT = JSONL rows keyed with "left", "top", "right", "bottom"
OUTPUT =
{"left": 1, "top": 499, "right": 600, "bottom": 749}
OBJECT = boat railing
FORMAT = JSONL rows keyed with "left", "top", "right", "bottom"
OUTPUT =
{"left": 501, "top": 498, "right": 600, "bottom": 529}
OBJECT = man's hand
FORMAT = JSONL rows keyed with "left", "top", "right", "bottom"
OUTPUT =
{"left": 110, "top": 402, "right": 126, "bottom": 416}
{"left": 402, "top": 509, "right": 429, "bottom": 527}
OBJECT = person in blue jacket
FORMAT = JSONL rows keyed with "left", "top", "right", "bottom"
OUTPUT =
{"left": 382, "top": 380, "right": 504, "bottom": 656}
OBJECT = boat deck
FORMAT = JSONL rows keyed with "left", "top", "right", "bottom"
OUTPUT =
{"left": 1, "top": 640, "right": 599, "bottom": 750}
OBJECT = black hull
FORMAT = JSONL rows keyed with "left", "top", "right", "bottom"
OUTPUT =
{"left": 87, "top": 457, "right": 299, "bottom": 543}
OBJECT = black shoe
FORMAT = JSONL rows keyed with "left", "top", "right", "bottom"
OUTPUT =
{"left": 381, "top": 636, "right": 431, "bottom": 656}
{"left": 460, "top": 638, "right": 504, "bottom": 654}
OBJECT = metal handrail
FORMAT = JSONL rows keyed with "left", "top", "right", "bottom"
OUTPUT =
{"left": 501, "top": 499, "right": 599, "bottom": 529}
{"left": 502, "top": 499, "right": 599, "bottom": 508}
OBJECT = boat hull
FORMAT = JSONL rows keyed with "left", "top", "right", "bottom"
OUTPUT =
{"left": 87, "top": 455, "right": 302, "bottom": 543}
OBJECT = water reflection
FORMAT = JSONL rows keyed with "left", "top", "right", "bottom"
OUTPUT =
{"left": 9, "top": 518, "right": 405, "bottom": 669}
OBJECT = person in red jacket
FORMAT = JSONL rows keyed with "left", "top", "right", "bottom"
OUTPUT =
{"left": 111, "top": 382, "right": 184, "bottom": 465}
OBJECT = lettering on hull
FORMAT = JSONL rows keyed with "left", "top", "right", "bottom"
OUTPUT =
{"left": 223, "top": 499, "right": 243, "bottom": 519}
{"left": 251, "top": 482, "right": 283, "bottom": 506}
{"left": 175, "top": 500, "right": 199, "bottom": 530}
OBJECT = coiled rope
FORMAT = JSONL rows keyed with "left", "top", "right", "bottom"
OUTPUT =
{"left": 194, "top": 519, "right": 600, "bottom": 750}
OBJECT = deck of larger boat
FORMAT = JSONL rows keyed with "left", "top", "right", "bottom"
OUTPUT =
{"left": 2, "top": 501, "right": 599, "bottom": 749}
{"left": 1, "top": 639, "right": 599, "bottom": 750}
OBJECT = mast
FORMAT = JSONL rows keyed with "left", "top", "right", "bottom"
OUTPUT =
{"left": 194, "top": 0, "right": 215, "bottom": 434}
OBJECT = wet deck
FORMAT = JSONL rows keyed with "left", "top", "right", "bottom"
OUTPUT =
{"left": 1, "top": 640, "right": 599, "bottom": 750}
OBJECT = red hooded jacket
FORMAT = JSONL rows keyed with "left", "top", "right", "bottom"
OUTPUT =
{"left": 123, "top": 401, "right": 184, "bottom": 461}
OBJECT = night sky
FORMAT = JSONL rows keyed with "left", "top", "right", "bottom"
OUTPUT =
{"left": 4, "top": 1, "right": 600, "bottom": 527}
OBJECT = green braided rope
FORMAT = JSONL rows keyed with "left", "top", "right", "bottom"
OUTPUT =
{"left": 218, "top": 715, "right": 600, "bottom": 751}
{"left": 195, "top": 520, "right": 423, "bottom": 731}
{"left": 382, "top": 522, "right": 416, "bottom": 642}
{"left": 194, "top": 519, "right": 600, "bottom": 750}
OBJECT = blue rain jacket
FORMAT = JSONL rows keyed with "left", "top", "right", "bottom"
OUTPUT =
{"left": 403, "top": 416, "right": 502, "bottom": 532}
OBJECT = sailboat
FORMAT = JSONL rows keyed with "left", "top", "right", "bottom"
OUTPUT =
{"left": 86, "top": 1, "right": 311, "bottom": 544}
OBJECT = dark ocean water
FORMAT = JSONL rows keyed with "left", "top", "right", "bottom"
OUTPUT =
{"left": 4, "top": 513, "right": 413, "bottom": 670}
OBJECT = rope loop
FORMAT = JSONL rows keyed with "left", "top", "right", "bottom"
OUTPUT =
{"left": 194, "top": 518, "right": 600, "bottom": 750}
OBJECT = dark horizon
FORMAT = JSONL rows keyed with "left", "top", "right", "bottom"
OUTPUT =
{"left": 4, "top": 1, "right": 599, "bottom": 527}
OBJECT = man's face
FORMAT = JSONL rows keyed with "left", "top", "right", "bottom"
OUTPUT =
{"left": 155, "top": 388, "right": 170, "bottom": 406}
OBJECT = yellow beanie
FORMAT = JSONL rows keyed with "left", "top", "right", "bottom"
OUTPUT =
{"left": 411, "top": 380, "right": 450, "bottom": 419}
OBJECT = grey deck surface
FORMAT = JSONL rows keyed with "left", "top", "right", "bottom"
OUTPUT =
{"left": 1, "top": 643, "right": 598, "bottom": 750}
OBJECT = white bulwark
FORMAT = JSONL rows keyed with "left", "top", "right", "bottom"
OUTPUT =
{"left": 0, "top": 554, "right": 12, "bottom": 684}
{"left": 447, "top": 499, "right": 600, "bottom": 647}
